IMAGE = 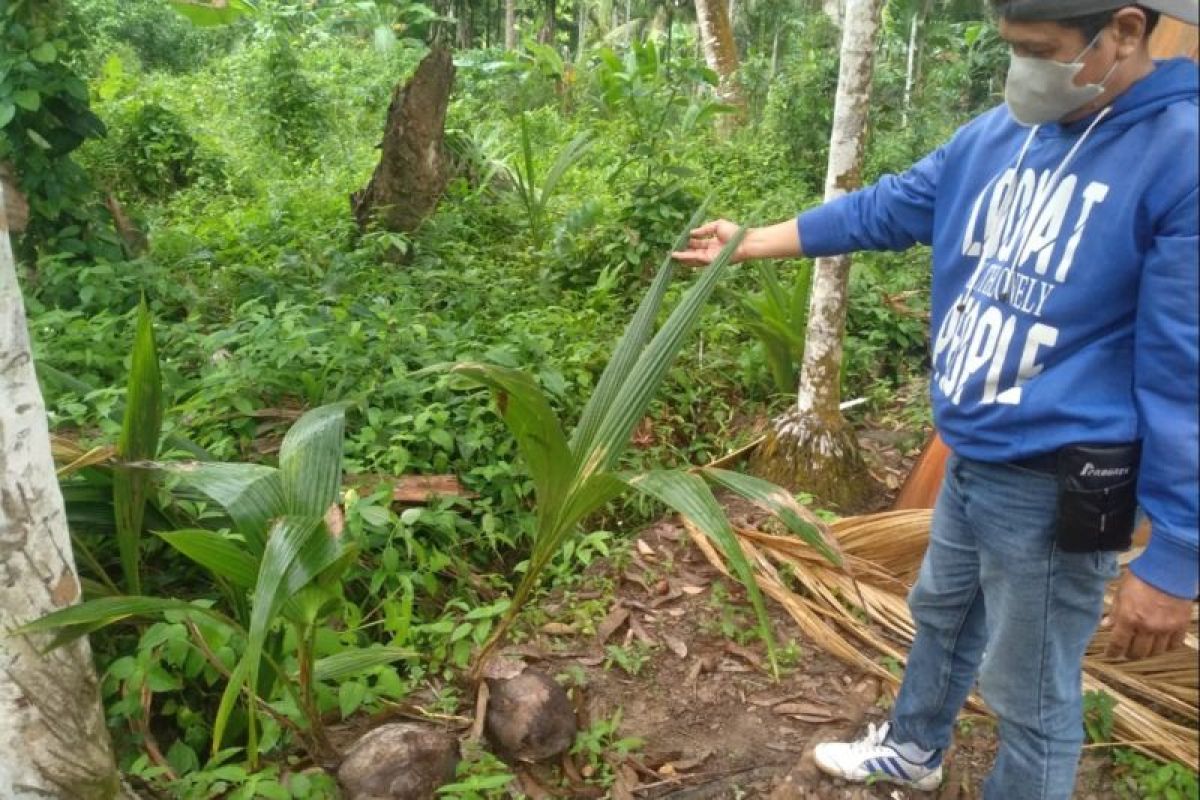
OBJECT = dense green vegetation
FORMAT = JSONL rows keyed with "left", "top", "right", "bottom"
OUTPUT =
{"left": 9, "top": 0, "right": 1191, "bottom": 797}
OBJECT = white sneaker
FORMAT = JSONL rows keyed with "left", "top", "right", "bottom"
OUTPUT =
{"left": 813, "top": 722, "right": 943, "bottom": 791}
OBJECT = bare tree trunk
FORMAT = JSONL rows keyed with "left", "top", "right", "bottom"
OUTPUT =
{"left": 750, "top": 0, "right": 884, "bottom": 510}
{"left": 539, "top": 0, "right": 556, "bottom": 43}
{"left": 351, "top": 48, "right": 456, "bottom": 246}
{"left": 505, "top": 0, "right": 518, "bottom": 49}
{"left": 822, "top": 0, "right": 843, "bottom": 27}
{"left": 902, "top": 11, "right": 918, "bottom": 127}
{"left": 576, "top": 0, "right": 587, "bottom": 59}
{"left": 769, "top": 24, "right": 781, "bottom": 79}
{"left": 457, "top": 0, "right": 473, "bottom": 49}
{"left": 0, "top": 181, "right": 128, "bottom": 799}
{"left": 694, "top": 0, "right": 746, "bottom": 133}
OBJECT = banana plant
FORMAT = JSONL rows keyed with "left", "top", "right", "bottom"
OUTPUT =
{"left": 21, "top": 403, "right": 414, "bottom": 767}
{"left": 446, "top": 210, "right": 842, "bottom": 678}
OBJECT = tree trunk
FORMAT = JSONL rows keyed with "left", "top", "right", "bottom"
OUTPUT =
{"left": 351, "top": 48, "right": 456, "bottom": 244}
{"left": 902, "top": 12, "right": 917, "bottom": 127}
{"left": 769, "top": 24, "right": 781, "bottom": 79}
{"left": 822, "top": 0, "right": 843, "bottom": 28}
{"left": 538, "top": 0, "right": 556, "bottom": 43}
{"left": 694, "top": 0, "right": 746, "bottom": 132}
{"left": 576, "top": 0, "right": 586, "bottom": 59}
{"left": 750, "top": 0, "right": 884, "bottom": 510}
{"left": 456, "top": 0, "right": 473, "bottom": 49}
{"left": 0, "top": 181, "right": 128, "bottom": 799}
{"left": 505, "top": 0, "right": 518, "bottom": 49}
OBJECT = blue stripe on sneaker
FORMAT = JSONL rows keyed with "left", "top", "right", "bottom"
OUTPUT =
{"left": 887, "top": 756, "right": 912, "bottom": 781}
{"left": 875, "top": 758, "right": 900, "bottom": 780}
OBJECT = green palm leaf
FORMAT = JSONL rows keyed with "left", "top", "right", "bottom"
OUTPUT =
{"left": 583, "top": 226, "right": 746, "bottom": 474}
{"left": 112, "top": 298, "right": 163, "bottom": 594}
{"left": 570, "top": 204, "right": 708, "bottom": 458}
{"left": 17, "top": 596, "right": 235, "bottom": 650}
{"left": 279, "top": 404, "right": 349, "bottom": 518}
{"left": 212, "top": 514, "right": 342, "bottom": 762}
{"left": 311, "top": 647, "right": 418, "bottom": 682}
{"left": 701, "top": 468, "right": 842, "bottom": 565}
{"left": 448, "top": 362, "right": 574, "bottom": 529}
{"left": 626, "top": 470, "right": 778, "bottom": 671}
{"left": 36, "top": 362, "right": 213, "bottom": 461}
{"left": 157, "top": 529, "right": 260, "bottom": 588}
{"left": 169, "top": 462, "right": 284, "bottom": 554}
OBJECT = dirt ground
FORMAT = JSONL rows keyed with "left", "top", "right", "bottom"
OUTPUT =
{"left": 497, "top": 509, "right": 1124, "bottom": 800}
{"left": 468, "top": 418, "right": 1127, "bottom": 800}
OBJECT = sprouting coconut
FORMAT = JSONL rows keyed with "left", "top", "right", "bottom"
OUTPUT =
{"left": 337, "top": 723, "right": 458, "bottom": 800}
{"left": 484, "top": 667, "right": 576, "bottom": 762}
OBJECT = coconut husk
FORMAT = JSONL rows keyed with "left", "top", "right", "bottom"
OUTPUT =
{"left": 686, "top": 509, "right": 1198, "bottom": 767}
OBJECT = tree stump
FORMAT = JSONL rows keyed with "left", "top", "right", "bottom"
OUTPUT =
{"left": 351, "top": 47, "right": 456, "bottom": 238}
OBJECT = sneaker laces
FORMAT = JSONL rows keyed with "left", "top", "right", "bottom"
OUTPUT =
{"left": 847, "top": 722, "right": 893, "bottom": 756}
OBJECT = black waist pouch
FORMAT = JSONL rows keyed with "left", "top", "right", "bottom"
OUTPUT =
{"left": 1055, "top": 443, "right": 1141, "bottom": 553}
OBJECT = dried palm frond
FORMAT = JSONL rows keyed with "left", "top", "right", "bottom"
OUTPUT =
{"left": 686, "top": 508, "right": 1199, "bottom": 767}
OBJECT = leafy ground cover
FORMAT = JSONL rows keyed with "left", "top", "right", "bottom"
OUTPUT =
{"left": 8, "top": 0, "right": 1196, "bottom": 797}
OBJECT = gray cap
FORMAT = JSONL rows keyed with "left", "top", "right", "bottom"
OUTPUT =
{"left": 994, "top": 1, "right": 1198, "bottom": 25}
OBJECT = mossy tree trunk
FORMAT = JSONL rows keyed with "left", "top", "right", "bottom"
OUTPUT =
{"left": 750, "top": 0, "right": 884, "bottom": 511}
{"left": 0, "top": 179, "right": 129, "bottom": 799}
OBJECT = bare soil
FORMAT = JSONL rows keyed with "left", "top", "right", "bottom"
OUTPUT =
{"left": 501, "top": 512, "right": 1122, "bottom": 800}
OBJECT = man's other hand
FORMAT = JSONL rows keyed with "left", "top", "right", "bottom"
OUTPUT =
{"left": 1103, "top": 572, "right": 1193, "bottom": 660}
{"left": 671, "top": 219, "right": 746, "bottom": 267}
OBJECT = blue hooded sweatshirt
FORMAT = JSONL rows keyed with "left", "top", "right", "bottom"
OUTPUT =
{"left": 798, "top": 58, "right": 1198, "bottom": 599}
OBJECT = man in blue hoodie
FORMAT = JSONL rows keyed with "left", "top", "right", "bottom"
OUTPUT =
{"left": 674, "top": 2, "right": 1198, "bottom": 797}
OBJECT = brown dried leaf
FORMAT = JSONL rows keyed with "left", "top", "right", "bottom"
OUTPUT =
{"left": 622, "top": 570, "right": 652, "bottom": 594}
{"left": 540, "top": 622, "right": 577, "bottom": 636}
{"left": 515, "top": 766, "right": 555, "bottom": 800}
{"left": 595, "top": 605, "right": 630, "bottom": 646}
{"left": 628, "top": 616, "right": 657, "bottom": 646}
{"left": 636, "top": 538, "right": 657, "bottom": 558}
{"left": 681, "top": 585, "right": 707, "bottom": 596}
{"left": 723, "top": 641, "right": 765, "bottom": 671}
{"left": 666, "top": 749, "right": 712, "bottom": 772}
{"left": 663, "top": 634, "right": 688, "bottom": 660}
{"left": 773, "top": 701, "right": 845, "bottom": 724}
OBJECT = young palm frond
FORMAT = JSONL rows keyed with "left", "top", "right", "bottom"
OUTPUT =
{"left": 448, "top": 212, "right": 845, "bottom": 678}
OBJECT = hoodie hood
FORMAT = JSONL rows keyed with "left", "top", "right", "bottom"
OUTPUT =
{"left": 1051, "top": 57, "right": 1200, "bottom": 135}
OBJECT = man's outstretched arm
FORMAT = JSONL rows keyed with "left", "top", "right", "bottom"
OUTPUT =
{"left": 674, "top": 142, "right": 949, "bottom": 266}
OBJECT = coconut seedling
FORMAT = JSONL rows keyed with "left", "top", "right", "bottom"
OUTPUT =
{"left": 22, "top": 401, "right": 416, "bottom": 768}
{"left": 443, "top": 209, "right": 843, "bottom": 710}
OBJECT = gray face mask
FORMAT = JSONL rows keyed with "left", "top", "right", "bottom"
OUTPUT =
{"left": 1004, "top": 32, "right": 1119, "bottom": 126}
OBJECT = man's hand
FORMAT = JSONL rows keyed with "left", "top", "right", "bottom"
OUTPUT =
{"left": 672, "top": 217, "right": 804, "bottom": 266}
{"left": 672, "top": 219, "right": 747, "bottom": 266}
{"left": 1102, "top": 572, "right": 1193, "bottom": 660}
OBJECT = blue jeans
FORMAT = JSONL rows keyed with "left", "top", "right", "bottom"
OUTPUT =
{"left": 889, "top": 454, "right": 1120, "bottom": 800}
